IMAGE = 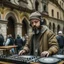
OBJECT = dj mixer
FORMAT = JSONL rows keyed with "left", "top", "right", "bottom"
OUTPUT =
{"left": 0, "top": 54, "right": 40, "bottom": 64}
{"left": 0, "top": 54, "right": 61, "bottom": 64}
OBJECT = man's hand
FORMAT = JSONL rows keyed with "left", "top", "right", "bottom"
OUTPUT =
{"left": 41, "top": 51, "right": 49, "bottom": 57}
{"left": 18, "top": 50, "right": 26, "bottom": 55}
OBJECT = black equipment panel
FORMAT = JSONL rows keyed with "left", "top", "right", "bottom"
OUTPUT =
{"left": 0, "top": 54, "right": 39, "bottom": 64}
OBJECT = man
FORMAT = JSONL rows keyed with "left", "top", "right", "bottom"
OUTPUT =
{"left": 56, "top": 31, "right": 64, "bottom": 54}
{"left": 15, "top": 35, "right": 24, "bottom": 53}
{"left": 5, "top": 34, "right": 15, "bottom": 54}
{"left": 19, "top": 11, "right": 59, "bottom": 57}
{"left": 0, "top": 33, "right": 4, "bottom": 46}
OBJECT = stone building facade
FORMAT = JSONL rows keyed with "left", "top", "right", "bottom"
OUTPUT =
{"left": 0, "top": 0, "right": 33, "bottom": 40}
{"left": 31, "top": 0, "right": 64, "bottom": 34}
{"left": 0, "top": 0, "right": 64, "bottom": 40}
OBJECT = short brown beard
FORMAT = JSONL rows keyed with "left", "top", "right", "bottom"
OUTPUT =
{"left": 32, "top": 26, "right": 41, "bottom": 34}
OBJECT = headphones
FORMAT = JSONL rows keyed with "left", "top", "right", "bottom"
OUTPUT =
{"left": 30, "top": 19, "right": 44, "bottom": 27}
{"left": 40, "top": 19, "right": 44, "bottom": 25}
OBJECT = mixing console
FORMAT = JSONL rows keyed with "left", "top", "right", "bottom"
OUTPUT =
{"left": 0, "top": 54, "right": 39, "bottom": 64}
{"left": 0, "top": 54, "right": 61, "bottom": 64}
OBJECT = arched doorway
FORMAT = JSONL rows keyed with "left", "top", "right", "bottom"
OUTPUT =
{"left": 35, "top": 0, "right": 39, "bottom": 11}
{"left": 49, "top": 22, "right": 51, "bottom": 29}
{"left": 22, "top": 18, "right": 29, "bottom": 36}
{"left": 53, "top": 23, "right": 55, "bottom": 33}
{"left": 43, "top": 5, "right": 46, "bottom": 11}
{"left": 57, "top": 25, "right": 60, "bottom": 34}
{"left": 7, "top": 16, "right": 15, "bottom": 38}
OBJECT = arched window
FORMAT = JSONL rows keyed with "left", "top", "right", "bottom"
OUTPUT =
{"left": 22, "top": 18, "right": 29, "bottom": 36}
{"left": 43, "top": 5, "right": 46, "bottom": 11}
{"left": 57, "top": 12, "right": 59, "bottom": 19}
{"left": 57, "top": 25, "right": 60, "bottom": 34}
{"left": 53, "top": 23, "right": 55, "bottom": 32}
{"left": 35, "top": 0, "right": 39, "bottom": 11}
{"left": 49, "top": 22, "right": 51, "bottom": 29}
{"left": 51, "top": 9, "right": 54, "bottom": 17}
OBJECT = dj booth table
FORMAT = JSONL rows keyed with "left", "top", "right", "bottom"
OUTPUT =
{"left": 31, "top": 61, "right": 64, "bottom": 64}
{"left": 0, "top": 54, "right": 64, "bottom": 64}
{"left": 58, "top": 61, "right": 64, "bottom": 64}
{"left": 0, "top": 47, "right": 64, "bottom": 64}
{"left": 0, "top": 61, "right": 14, "bottom": 64}
{"left": 0, "top": 60, "right": 64, "bottom": 64}
{"left": 0, "top": 45, "right": 17, "bottom": 56}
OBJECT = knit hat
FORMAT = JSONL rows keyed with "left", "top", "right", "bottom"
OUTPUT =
{"left": 29, "top": 11, "right": 41, "bottom": 21}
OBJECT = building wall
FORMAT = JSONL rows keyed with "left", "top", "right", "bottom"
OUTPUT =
{"left": 25, "top": 0, "right": 64, "bottom": 34}
{"left": 0, "top": 0, "right": 64, "bottom": 40}
{"left": 48, "top": 1, "right": 64, "bottom": 20}
{"left": 0, "top": 6, "right": 30, "bottom": 40}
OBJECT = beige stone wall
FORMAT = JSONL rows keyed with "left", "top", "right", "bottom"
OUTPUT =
{"left": 0, "top": 6, "right": 31, "bottom": 39}
{"left": 0, "top": 0, "right": 64, "bottom": 39}
{"left": 42, "top": 0, "right": 64, "bottom": 34}
{"left": 0, "top": 7, "right": 26, "bottom": 39}
{"left": 48, "top": 1, "right": 64, "bottom": 21}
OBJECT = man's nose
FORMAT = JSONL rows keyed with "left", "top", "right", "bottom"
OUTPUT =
{"left": 33, "top": 23, "right": 36, "bottom": 26}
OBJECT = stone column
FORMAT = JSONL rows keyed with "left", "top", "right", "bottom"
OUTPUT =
{"left": 1, "top": 24, "right": 7, "bottom": 40}
{"left": 15, "top": 23, "right": 22, "bottom": 37}
{"left": 0, "top": 20, "right": 7, "bottom": 41}
{"left": 28, "top": 27, "right": 32, "bottom": 36}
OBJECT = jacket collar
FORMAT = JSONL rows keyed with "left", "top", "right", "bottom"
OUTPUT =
{"left": 41, "top": 25, "right": 49, "bottom": 34}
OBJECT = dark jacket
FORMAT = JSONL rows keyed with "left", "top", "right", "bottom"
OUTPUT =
{"left": 8, "top": 37, "right": 14, "bottom": 45}
{"left": 56, "top": 35, "right": 64, "bottom": 48}
{"left": 0, "top": 34, "right": 4, "bottom": 46}
{"left": 15, "top": 36, "right": 24, "bottom": 47}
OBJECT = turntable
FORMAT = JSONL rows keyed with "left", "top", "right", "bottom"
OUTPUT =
{"left": 38, "top": 57, "right": 60, "bottom": 64}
